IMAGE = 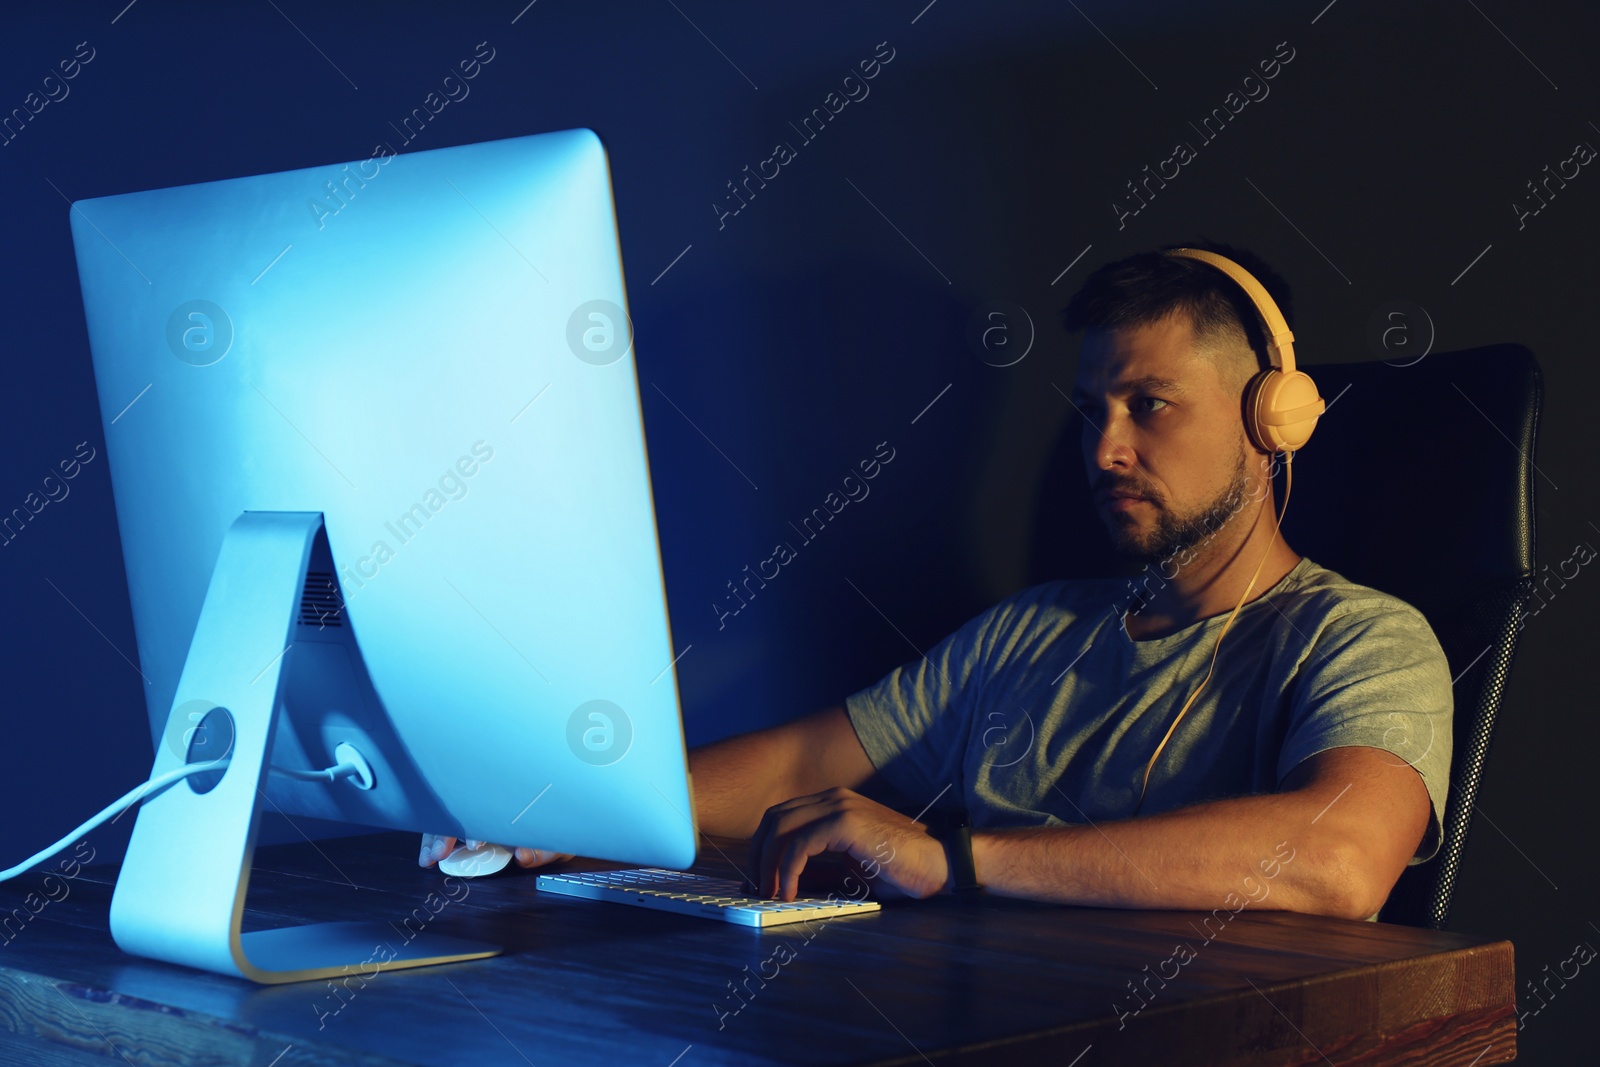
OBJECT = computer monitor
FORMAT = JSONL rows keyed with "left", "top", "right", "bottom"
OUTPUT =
{"left": 67, "top": 128, "right": 698, "bottom": 983}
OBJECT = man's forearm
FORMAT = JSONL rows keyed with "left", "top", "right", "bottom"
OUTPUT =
{"left": 970, "top": 790, "right": 1371, "bottom": 919}
{"left": 688, "top": 732, "right": 791, "bottom": 838}
{"left": 688, "top": 705, "right": 878, "bottom": 838}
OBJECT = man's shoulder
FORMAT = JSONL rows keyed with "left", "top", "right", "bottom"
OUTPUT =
{"left": 958, "top": 574, "right": 1124, "bottom": 660}
{"left": 1277, "top": 557, "right": 1445, "bottom": 652}
{"left": 983, "top": 573, "right": 1124, "bottom": 624}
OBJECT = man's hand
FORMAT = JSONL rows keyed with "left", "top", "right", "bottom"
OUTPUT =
{"left": 748, "top": 787, "right": 949, "bottom": 901}
{"left": 418, "top": 832, "right": 573, "bottom": 871}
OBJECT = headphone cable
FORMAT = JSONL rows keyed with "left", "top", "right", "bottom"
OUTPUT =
{"left": 1133, "top": 448, "right": 1296, "bottom": 814}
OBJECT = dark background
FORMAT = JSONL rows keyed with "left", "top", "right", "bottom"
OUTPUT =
{"left": 2, "top": 1, "right": 1595, "bottom": 1061}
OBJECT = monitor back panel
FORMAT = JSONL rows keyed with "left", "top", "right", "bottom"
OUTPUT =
{"left": 69, "top": 129, "right": 696, "bottom": 868}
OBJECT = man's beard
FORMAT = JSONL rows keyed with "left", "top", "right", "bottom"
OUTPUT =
{"left": 1107, "top": 438, "right": 1252, "bottom": 569}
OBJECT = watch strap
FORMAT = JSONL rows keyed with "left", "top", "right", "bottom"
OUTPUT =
{"left": 933, "top": 813, "right": 982, "bottom": 895}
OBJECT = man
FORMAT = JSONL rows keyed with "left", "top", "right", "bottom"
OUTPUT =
{"left": 424, "top": 242, "right": 1452, "bottom": 923}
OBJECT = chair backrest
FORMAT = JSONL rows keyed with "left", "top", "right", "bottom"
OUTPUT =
{"left": 1028, "top": 344, "right": 1543, "bottom": 928}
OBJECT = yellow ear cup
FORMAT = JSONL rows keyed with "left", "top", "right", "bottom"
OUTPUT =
{"left": 1247, "top": 366, "right": 1325, "bottom": 454}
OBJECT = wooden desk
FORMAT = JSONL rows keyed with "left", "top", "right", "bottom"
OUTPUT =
{"left": 0, "top": 832, "right": 1515, "bottom": 1066}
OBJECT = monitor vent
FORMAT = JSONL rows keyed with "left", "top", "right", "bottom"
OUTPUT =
{"left": 299, "top": 570, "right": 345, "bottom": 629}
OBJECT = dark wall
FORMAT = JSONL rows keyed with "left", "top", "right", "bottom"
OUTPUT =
{"left": 1, "top": 1, "right": 1594, "bottom": 1061}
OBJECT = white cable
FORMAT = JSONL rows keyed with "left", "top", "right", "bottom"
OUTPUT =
{"left": 0, "top": 757, "right": 362, "bottom": 884}
{"left": 0, "top": 759, "right": 226, "bottom": 883}
{"left": 269, "top": 758, "right": 361, "bottom": 783}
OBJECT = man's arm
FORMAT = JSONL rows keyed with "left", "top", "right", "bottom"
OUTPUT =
{"left": 689, "top": 704, "right": 878, "bottom": 837}
{"left": 750, "top": 745, "right": 1431, "bottom": 918}
{"left": 969, "top": 745, "right": 1431, "bottom": 920}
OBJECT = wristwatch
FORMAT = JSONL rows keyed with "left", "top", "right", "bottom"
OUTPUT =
{"left": 933, "top": 813, "right": 983, "bottom": 896}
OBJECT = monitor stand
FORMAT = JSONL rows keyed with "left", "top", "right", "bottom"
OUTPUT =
{"left": 109, "top": 511, "right": 500, "bottom": 984}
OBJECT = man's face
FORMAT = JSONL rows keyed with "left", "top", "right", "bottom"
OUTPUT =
{"left": 1071, "top": 313, "right": 1255, "bottom": 568}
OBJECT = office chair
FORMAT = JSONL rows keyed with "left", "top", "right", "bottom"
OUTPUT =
{"left": 1028, "top": 344, "right": 1543, "bottom": 929}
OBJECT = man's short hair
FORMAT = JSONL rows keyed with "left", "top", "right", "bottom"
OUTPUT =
{"left": 1060, "top": 239, "right": 1294, "bottom": 396}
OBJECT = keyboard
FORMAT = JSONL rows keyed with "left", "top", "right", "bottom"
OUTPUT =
{"left": 535, "top": 868, "right": 882, "bottom": 927}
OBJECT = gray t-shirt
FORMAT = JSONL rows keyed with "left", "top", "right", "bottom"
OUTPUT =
{"left": 844, "top": 556, "right": 1452, "bottom": 870}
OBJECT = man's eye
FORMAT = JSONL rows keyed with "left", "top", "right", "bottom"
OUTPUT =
{"left": 1136, "top": 397, "right": 1169, "bottom": 414}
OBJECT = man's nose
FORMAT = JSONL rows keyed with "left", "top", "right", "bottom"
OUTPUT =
{"left": 1086, "top": 413, "right": 1136, "bottom": 471}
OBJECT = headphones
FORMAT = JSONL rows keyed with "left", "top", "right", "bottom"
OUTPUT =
{"left": 1162, "top": 247, "right": 1326, "bottom": 454}
{"left": 1130, "top": 248, "right": 1327, "bottom": 813}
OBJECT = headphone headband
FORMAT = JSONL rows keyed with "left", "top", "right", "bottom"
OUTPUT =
{"left": 1162, "top": 246, "right": 1297, "bottom": 376}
